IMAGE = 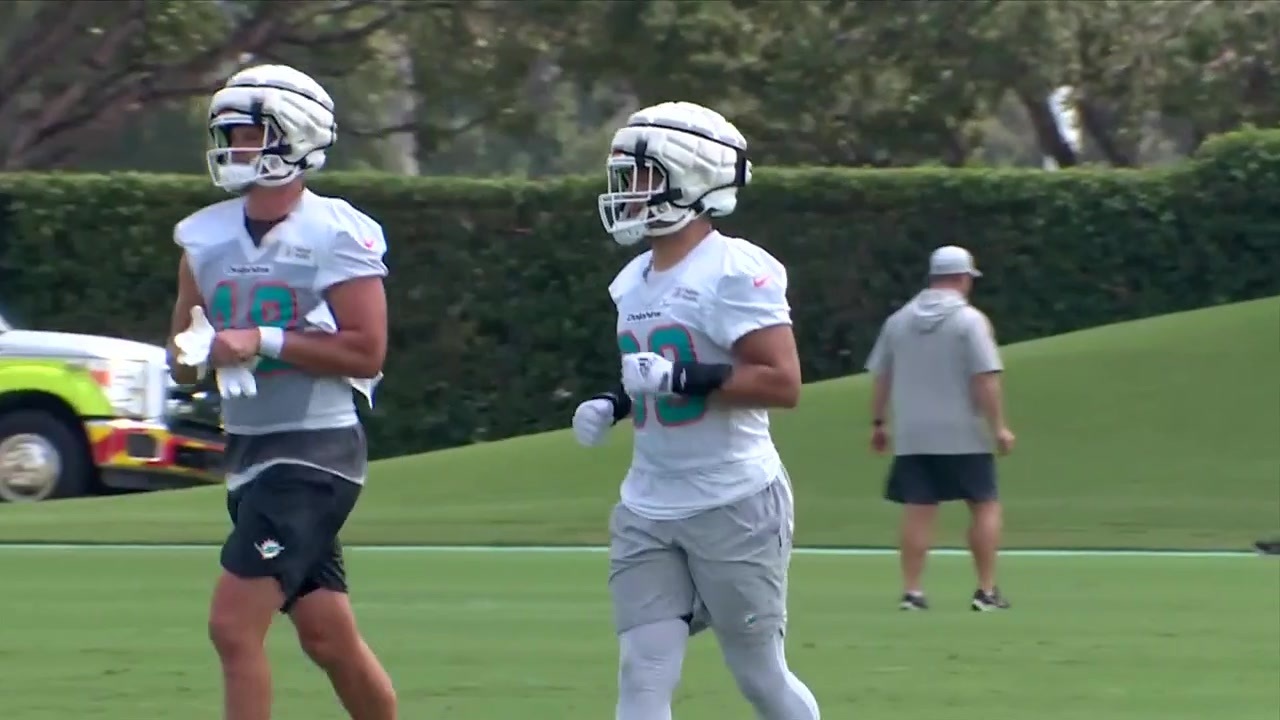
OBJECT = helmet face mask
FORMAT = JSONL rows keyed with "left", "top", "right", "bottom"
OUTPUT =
{"left": 597, "top": 102, "right": 752, "bottom": 247}
{"left": 205, "top": 64, "right": 337, "bottom": 194}
{"left": 207, "top": 114, "right": 297, "bottom": 192}
{"left": 598, "top": 154, "right": 689, "bottom": 246}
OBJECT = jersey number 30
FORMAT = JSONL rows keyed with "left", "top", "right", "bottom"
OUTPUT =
{"left": 209, "top": 281, "right": 298, "bottom": 373}
{"left": 617, "top": 325, "right": 707, "bottom": 427}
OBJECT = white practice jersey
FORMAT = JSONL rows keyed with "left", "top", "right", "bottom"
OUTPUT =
{"left": 610, "top": 231, "right": 791, "bottom": 520}
{"left": 177, "top": 189, "right": 388, "bottom": 438}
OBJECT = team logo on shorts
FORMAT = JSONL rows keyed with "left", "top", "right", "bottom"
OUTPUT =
{"left": 255, "top": 538, "right": 284, "bottom": 560}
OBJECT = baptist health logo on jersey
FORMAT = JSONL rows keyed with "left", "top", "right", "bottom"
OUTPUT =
{"left": 255, "top": 538, "right": 285, "bottom": 560}
{"left": 276, "top": 242, "right": 315, "bottom": 266}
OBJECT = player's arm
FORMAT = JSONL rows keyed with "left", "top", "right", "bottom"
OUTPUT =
{"left": 865, "top": 324, "right": 892, "bottom": 426}
{"left": 270, "top": 277, "right": 386, "bottom": 378}
{"left": 263, "top": 229, "right": 389, "bottom": 379}
{"left": 687, "top": 268, "right": 800, "bottom": 409}
{"left": 588, "top": 267, "right": 643, "bottom": 426}
{"left": 966, "top": 309, "right": 1006, "bottom": 434}
{"left": 714, "top": 323, "right": 801, "bottom": 408}
{"left": 571, "top": 336, "right": 634, "bottom": 447}
{"left": 167, "top": 252, "right": 204, "bottom": 385}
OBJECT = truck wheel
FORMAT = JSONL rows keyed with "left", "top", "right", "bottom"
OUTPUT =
{"left": 0, "top": 410, "right": 92, "bottom": 502}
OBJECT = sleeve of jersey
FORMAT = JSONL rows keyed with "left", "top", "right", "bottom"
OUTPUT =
{"left": 172, "top": 214, "right": 208, "bottom": 265}
{"left": 315, "top": 212, "right": 390, "bottom": 292}
{"left": 173, "top": 214, "right": 200, "bottom": 251}
{"left": 707, "top": 262, "right": 792, "bottom": 349}
{"left": 608, "top": 252, "right": 650, "bottom": 306}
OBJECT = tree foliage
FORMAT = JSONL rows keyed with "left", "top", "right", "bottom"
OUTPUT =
{"left": 2, "top": 0, "right": 1279, "bottom": 174}
{"left": 0, "top": 1, "right": 412, "bottom": 170}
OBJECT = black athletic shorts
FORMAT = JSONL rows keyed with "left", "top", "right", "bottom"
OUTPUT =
{"left": 884, "top": 453, "right": 997, "bottom": 505}
{"left": 221, "top": 463, "right": 362, "bottom": 612}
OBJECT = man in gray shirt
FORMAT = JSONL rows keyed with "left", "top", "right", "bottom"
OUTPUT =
{"left": 865, "top": 246, "right": 1016, "bottom": 612}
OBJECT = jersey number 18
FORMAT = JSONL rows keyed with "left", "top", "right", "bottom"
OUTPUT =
{"left": 617, "top": 325, "right": 708, "bottom": 427}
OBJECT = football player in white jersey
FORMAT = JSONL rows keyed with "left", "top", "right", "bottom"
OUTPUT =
{"left": 165, "top": 65, "right": 397, "bottom": 720}
{"left": 572, "top": 102, "right": 821, "bottom": 720}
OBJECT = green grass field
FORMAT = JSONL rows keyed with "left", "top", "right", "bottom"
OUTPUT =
{"left": 0, "top": 549, "right": 1275, "bottom": 719}
{"left": 0, "top": 297, "right": 1277, "bottom": 719}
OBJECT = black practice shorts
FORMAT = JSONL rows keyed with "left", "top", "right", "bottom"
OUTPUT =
{"left": 221, "top": 463, "right": 362, "bottom": 612}
{"left": 884, "top": 453, "right": 997, "bottom": 505}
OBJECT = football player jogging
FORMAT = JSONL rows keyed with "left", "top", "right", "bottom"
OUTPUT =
{"left": 166, "top": 65, "right": 397, "bottom": 720}
{"left": 572, "top": 102, "right": 822, "bottom": 720}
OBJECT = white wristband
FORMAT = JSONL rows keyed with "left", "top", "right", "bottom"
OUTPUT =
{"left": 258, "top": 326, "right": 285, "bottom": 358}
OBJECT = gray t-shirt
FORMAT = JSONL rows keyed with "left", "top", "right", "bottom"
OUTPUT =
{"left": 865, "top": 288, "right": 1003, "bottom": 455}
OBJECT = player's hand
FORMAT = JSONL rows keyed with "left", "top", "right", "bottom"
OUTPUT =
{"left": 621, "top": 352, "right": 674, "bottom": 396}
{"left": 572, "top": 398, "right": 616, "bottom": 447}
{"left": 210, "top": 328, "right": 261, "bottom": 367}
{"left": 870, "top": 427, "right": 889, "bottom": 454}
{"left": 995, "top": 427, "right": 1016, "bottom": 456}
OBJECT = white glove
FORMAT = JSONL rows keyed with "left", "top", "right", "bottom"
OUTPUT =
{"left": 572, "top": 398, "right": 617, "bottom": 447}
{"left": 173, "top": 306, "right": 215, "bottom": 377}
{"left": 215, "top": 362, "right": 259, "bottom": 399}
{"left": 621, "top": 351, "right": 675, "bottom": 396}
{"left": 174, "top": 306, "right": 260, "bottom": 399}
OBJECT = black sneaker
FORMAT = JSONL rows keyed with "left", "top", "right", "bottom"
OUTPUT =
{"left": 898, "top": 592, "right": 929, "bottom": 611}
{"left": 971, "top": 588, "right": 1011, "bottom": 612}
{"left": 1255, "top": 539, "right": 1280, "bottom": 556}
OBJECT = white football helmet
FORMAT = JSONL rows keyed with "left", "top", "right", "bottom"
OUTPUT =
{"left": 205, "top": 64, "right": 337, "bottom": 192}
{"left": 598, "top": 101, "right": 752, "bottom": 246}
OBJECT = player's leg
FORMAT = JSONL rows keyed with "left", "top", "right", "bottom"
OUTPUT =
{"left": 209, "top": 573, "right": 281, "bottom": 720}
{"left": 289, "top": 578, "right": 398, "bottom": 719}
{"left": 884, "top": 455, "right": 939, "bottom": 609}
{"left": 284, "top": 469, "right": 397, "bottom": 719}
{"left": 957, "top": 453, "right": 1010, "bottom": 610}
{"left": 211, "top": 473, "right": 320, "bottom": 720}
{"left": 684, "top": 477, "right": 821, "bottom": 720}
{"left": 610, "top": 502, "right": 696, "bottom": 720}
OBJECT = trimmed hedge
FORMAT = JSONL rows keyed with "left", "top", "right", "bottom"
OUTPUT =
{"left": 1, "top": 131, "right": 1278, "bottom": 459}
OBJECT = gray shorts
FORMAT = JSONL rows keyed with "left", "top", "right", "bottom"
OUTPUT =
{"left": 608, "top": 477, "right": 795, "bottom": 637}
